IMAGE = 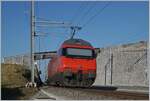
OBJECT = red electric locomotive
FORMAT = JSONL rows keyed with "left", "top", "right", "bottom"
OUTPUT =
{"left": 47, "top": 38, "right": 97, "bottom": 87}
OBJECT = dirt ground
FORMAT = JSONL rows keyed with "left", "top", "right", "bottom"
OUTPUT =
{"left": 1, "top": 64, "right": 39, "bottom": 100}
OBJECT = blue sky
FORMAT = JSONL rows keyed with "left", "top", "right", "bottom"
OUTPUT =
{"left": 2, "top": 1, "right": 149, "bottom": 57}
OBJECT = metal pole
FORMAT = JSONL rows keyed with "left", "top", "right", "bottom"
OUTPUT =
{"left": 109, "top": 48, "right": 112, "bottom": 85}
{"left": 38, "top": 36, "right": 40, "bottom": 72}
{"left": 110, "top": 53, "right": 113, "bottom": 85}
{"left": 70, "top": 26, "right": 82, "bottom": 39}
{"left": 31, "top": 1, "right": 35, "bottom": 83}
{"left": 71, "top": 29, "right": 75, "bottom": 39}
{"left": 104, "top": 65, "right": 107, "bottom": 85}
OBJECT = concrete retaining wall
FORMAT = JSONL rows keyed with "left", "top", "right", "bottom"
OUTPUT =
{"left": 93, "top": 41, "right": 148, "bottom": 87}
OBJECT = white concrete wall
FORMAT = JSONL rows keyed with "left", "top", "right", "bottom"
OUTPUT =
{"left": 94, "top": 41, "right": 148, "bottom": 87}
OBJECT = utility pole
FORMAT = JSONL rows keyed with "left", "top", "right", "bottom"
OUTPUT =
{"left": 31, "top": 0, "right": 35, "bottom": 84}
{"left": 38, "top": 36, "right": 41, "bottom": 72}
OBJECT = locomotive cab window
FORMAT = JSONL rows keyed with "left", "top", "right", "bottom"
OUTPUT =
{"left": 62, "top": 48, "right": 95, "bottom": 58}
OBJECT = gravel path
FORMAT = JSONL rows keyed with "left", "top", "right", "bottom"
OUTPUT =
{"left": 34, "top": 86, "right": 148, "bottom": 100}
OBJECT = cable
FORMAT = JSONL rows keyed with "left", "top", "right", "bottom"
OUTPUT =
{"left": 70, "top": 2, "right": 88, "bottom": 24}
{"left": 66, "top": 2, "right": 91, "bottom": 38}
{"left": 63, "top": 2, "right": 86, "bottom": 38}
{"left": 82, "top": 1, "right": 111, "bottom": 28}
{"left": 35, "top": 17, "right": 53, "bottom": 22}
{"left": 65, "top": 2, "right": 85, "bottom": 33}
{"left": 77, "top": 2, "right": 96, "bottom": 25}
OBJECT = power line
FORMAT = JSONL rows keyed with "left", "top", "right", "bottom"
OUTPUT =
{"left": 62, "top": 2, "right": 90, "bottom": 39}
{"left": 70, "top": 2, "right": 88, "bottom": 24}
{"left": 63, "top": 2, "right": 90, "bottom": 38}
{"left": 82, "top": 1, "right": 111, "bottom": 28}
{"left": 77, "top": 2, "right": 96, "bottom": 25}
{"left": 35, "top": 31, "right": 68, "bottom": 39}
{"left": 35, "top": 17, "right": 53, "bottom": 22}
{"left": 63, "top": 2, "right": 86, "bottom": 37}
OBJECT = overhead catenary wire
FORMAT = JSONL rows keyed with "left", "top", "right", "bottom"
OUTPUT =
{"left": 77, "top": 2, "right": 97, "bottom": 26}
{"left": 63, "top": 2, "right": 87, "bottom": 37}
{"left": 82, "top": 1, "right": 111, "bottom": 28}
{"left": 67, "top": 2, "right": 110, "bottom": 38}
{"left": 35, "top": 17, "right": 71, "bottom": 26}
{"left": 35, "top": 31, "right": 68, "bottom": 39}
{"left": 35, "top": 17, "right": 55, "bottom": 22}
{"left": 70, "top": 2, "right": 89, "bottom": 24}
{"left": 35, "top": 17, "right": 73, "bottom": 35}
{"left": 64, "top": 2, "right": 91, "bottom": 38}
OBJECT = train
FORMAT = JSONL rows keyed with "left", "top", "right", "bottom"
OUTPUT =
{"left": 47, "top": 38, "right": 97, "bottom": 87}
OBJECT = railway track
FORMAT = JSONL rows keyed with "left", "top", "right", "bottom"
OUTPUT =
{"left": 32, "top": 86, "right": 149, "bottom": 100}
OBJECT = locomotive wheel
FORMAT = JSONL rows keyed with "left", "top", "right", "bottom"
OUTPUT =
{"left": 55, "top": 81, "right": 62, "bottom": 86}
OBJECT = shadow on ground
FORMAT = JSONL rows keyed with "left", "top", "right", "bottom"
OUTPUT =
{"left": 1, "top": 87, "right": 25, "bottom": 100}
{"left": 49, "top": 85, "right": 118, "bottom": 91}
{"left": 1, "top": 86, "right": 38, "bottom": 100}
{"left": 90, "top": 85, "right": 118, "bottom": 90}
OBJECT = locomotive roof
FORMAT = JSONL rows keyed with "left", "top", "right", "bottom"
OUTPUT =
{"left": 62, "top": 38, "right": 92, "bottom": 47}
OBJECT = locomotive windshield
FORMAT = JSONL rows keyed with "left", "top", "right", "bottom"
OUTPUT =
{"left": 67, "top": 48, "right": 92, "bottom": 56}
{"left": 62, "top": 48, "right": 95, "bottom": 58}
